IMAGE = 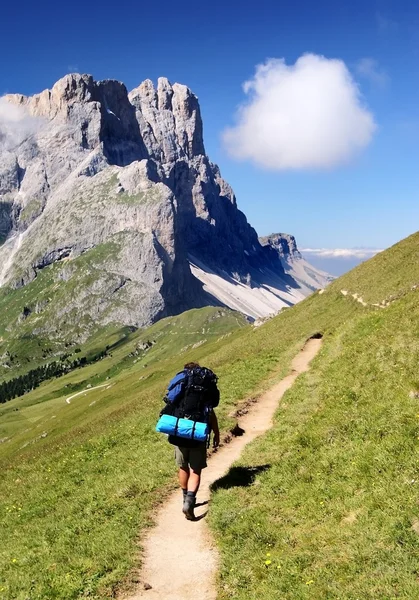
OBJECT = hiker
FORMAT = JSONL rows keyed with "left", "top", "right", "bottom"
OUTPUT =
{"left": 157, "top": 361, "right": 220, "bottom": 520}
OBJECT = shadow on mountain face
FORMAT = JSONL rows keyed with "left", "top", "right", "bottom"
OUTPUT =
{"left": 210, "top": 465, "right": 271, "bottom": 492}
{"left": 0, "top": 201, "right": 13, "bottom": 243}
{"left": 166, "top": 160, "right": 286, "bottom": 281}
{"left": 96, "top": 80, "right": 149, "bottom": 167}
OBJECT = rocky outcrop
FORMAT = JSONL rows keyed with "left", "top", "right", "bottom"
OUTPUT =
{"left": 260, "top": 233, "right": 302, "bottom": 260}
{"left": 129, "top": 78, "right": 204, "bottom": 166}
{"left": 260, "top": 232, "right": 334, "bottom": 293}
{"left": 0, "top": 74, "right": 327, "bottom": 340}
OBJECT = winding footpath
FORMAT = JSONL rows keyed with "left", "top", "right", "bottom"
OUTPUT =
{"left": 126, "top": 337, "right": 322, "bottom": 600}
{"left": 65, "top": 383, "right": 112, "bottom": 404}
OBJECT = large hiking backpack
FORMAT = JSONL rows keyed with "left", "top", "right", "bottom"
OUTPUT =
{"left": 164, "top": 367, "right": 219, "bottom": 412}
{"left": 156, "top": 367, "right": 218, "bottom": 443}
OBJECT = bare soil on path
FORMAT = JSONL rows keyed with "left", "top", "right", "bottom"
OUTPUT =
{"left": 125, "top": 337, "right": 322, "bottom": 600}
{"left": 65, "top": 383, "right": 112, "bottom": 404}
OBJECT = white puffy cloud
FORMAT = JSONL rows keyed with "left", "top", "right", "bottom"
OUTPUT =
{"left": 302, "top": 248, "right": 383, "bottom": 259}
{"left": 0, "top": 98, "right": 42, "bottom": 150}
{"left": 356, "top": 58, "right": 389, "bottom": 88}
{"left": 223, "top": 54, "right": 377, "bottom": 170}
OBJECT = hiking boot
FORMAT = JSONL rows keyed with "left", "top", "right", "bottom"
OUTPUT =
{"left": 182, "top": 494, "right": 195, "bottom": 520}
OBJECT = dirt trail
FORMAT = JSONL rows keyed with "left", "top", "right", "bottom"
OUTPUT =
{"left": 126, "top": 337, "right": 322, "bottom": 600}
{"left": 65, "top": 383, "right": 111, "bottom": 404}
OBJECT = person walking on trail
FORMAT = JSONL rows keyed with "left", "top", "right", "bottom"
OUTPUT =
{"left": 158, "top": 361, "right": 220, "bottom": 521}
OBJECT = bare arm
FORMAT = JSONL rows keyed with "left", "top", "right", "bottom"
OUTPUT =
{"left": 209, "top": 410, "right": 220, "bottom": 448}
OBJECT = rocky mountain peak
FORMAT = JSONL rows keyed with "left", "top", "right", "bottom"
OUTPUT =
{"left": 5, "top": 74, "right": 96, "bottom": 119}
{"left": 259, "top": 233, "right": 302, "bottom": 260}
{"left": 128, "top": 77, "right": 204, "bottom": 164}
{"left": 0, "top": 73, "right": 328, "bottom": 343}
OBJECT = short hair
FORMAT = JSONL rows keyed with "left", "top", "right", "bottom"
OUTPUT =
{"left": 184, "top": 361, "right": 200, "bottom": 370}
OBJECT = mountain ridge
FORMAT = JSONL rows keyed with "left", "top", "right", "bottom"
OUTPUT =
{"left": 0, "top": 73, "right": 330, "bottom": 344}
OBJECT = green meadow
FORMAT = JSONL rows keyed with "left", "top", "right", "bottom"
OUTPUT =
{"left": 1, "top": 232, "right": 418, "bottom": 599}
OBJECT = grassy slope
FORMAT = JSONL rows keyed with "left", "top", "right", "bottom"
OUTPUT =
{"left": 209, "top": 232, "right": 419, "bottom": 599}
{"left": 0, "top": 307, "right": 254, "bottom": 600}
{"left": 0, "top": 307, "right": 247, "bottom": 460}
{"left": 329, "top": 231, "right": 419, "bottom": 304}
{"left": 0, "top": 292, "right": 357, "bottom": 600}
{"left": 0, "top": 232, "right": 417, "bottom": 599}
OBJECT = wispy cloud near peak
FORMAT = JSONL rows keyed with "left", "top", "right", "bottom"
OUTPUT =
{"left": 0, "top": 97, "right": 43, "bottom": 150}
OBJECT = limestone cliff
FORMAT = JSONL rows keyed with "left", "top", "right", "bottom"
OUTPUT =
{"left": 0, "top": 74, "right": 329, "bottom": 340}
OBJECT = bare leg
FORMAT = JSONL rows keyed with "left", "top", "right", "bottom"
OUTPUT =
{"left": 187, "top": 468, "right": 201, "bottom": 494}
{"left": 178, "top": 466, "right": 189, "bottom": 490}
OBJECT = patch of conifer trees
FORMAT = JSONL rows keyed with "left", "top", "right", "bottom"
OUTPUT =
{"left": 0, "top": 349, "right": 108, "bottom": 404}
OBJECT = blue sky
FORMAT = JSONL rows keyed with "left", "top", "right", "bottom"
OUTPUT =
{"left": 1, "top": 0, "right": 418, "bottom": 250}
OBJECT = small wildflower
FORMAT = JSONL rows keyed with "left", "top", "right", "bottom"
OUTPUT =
{"left": 265, "top": 560, "right": 272, "bottom": 566}
{"left": 266, "top": 552, "right": 271, "bottom": 557}
{"left": 306, "top": 580, "right": 314, "bottom": 585}
{"left": 11, "top": 558, "right": 17, "bottom": 563}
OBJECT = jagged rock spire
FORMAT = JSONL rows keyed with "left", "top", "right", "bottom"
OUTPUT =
{"left": 129, "top": 77, "right": 205, "bottom": 163}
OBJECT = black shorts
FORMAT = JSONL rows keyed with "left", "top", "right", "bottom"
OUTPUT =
{"left": 175, "top": 443, "right": 207, "bottom": 471}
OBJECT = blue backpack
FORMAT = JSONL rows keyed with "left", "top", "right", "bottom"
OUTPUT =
{"left": 165, "top": 370, "right": 188, "bottom": 404}
{"left": 156, "top": 367, "right": 218, "bottom": 443}
{"left": 164, "top": 367, "right": 219, "bottom": 407}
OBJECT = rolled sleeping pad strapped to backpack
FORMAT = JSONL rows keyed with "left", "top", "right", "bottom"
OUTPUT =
{"left": 156, "top": 414, "right": 208, "bottom": 442}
